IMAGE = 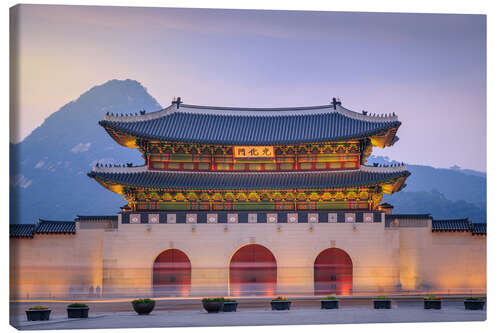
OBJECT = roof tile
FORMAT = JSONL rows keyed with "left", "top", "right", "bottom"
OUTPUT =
{"left": 100, "top": 104, "right": 401, "bottom": 145}
{"left": 89, "top": 165, "right": 410, "bottom": 190}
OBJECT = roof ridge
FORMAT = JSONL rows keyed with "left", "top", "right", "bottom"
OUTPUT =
{"left": 432, "top": 217, "right": 470, "bottom": 222}
{"left": 181, "top": 103, "right": 333, "bottom": 112}
{"left": 101, "top": 101, "right": 398, "bottom": 123}
{"left": 360, "top": 164, "right": 408, "bottom": 173}
{"left": 38, "top": 219, "right": 75, "bottom": 223}
{"left": 102, "top": 105, "right": 175, "bottom": 123}
{"left": 387, "top": 213, "right": 431, "bottom": 217}
{"left": 335, "top": 105, "right": 398, "bottom": 123}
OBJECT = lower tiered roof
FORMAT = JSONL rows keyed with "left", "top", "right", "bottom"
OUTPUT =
{"left": 88, "top": 165, "right": 410, "bottom": 192}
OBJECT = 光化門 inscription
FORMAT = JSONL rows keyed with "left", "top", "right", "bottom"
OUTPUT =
{"left": 234, "top": 146, "right": 275, "bottom": 159}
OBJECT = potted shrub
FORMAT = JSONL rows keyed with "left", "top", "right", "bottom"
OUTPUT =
{"left": 132, "top": 299, "right": 155, "bottom": 315}
{"left": 222, "top": 298, "right": 238, "bottom": 312}
{"left": 270, "top": 296, "right": 291, "bottom": 311}
{"left": 321, "top": 296, "right": 339, "bottom": 309}
{"left": 67, "top": 303, "right": 89, "bottom": 318}
{"left": 423, "top": 296, "right": 441, "bottom": 309}
{"left": 26, "top": 306, "right": 51, "bottom": 321}
{"left": 202, "top": 297, "right": 225, "bottom": 313}
{"left": 464, "top": 297, "right": 485, "bottom": 310}
{"left": 373, "top": 296, "right": 391, "bottom": 309}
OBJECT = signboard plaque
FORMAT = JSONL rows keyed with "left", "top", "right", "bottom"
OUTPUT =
{"left": 233, "top": 146, "right": 275, "bottom": 160}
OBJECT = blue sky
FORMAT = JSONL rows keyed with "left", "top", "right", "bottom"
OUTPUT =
{"left": 13, "top": 5, "right": 486, "bottom": 171}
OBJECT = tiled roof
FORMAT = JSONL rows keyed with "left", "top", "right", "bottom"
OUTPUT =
{"left": 99, "top": 103, "right": 401, "bottom": 145}
{"left": 431, "top": 218, "right": 487, "bottom": 235}
{"left": 35, "top": 220, "right": 76, "bottom": 234}
{"left": 76, "top": 215, "right": 118, "bottom": 221}
{"left": 10, "top": 220, "right": 76, "bottom": 238}
{"left": 471, "top": 223, "right": 487, "bottom": 235}
{"left": 10, "top": 224, "right": 35, "bottom": 238}
{"left": 432, "top": 218, "right": 471, "bottom": 232}
{"left": 385, "top": 213, "right": 432, "bottom": 227}
{"left": 88, "top": 165, "right": 410, "bottom": 190}
{"left": 386, "top": 214, "right": 432, "bottom": 221}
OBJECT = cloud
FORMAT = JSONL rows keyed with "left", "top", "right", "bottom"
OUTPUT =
{"left": 71, "top": 142, "right": 91, "bottom": 153}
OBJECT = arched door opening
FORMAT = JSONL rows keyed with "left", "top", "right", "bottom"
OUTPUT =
{"left": 153, "top": 249, "right": 191, "bottom": 297}
{"left": 229, "top": 244, "right": 277, "bottom": 296}
{"left": 314, "top": 248, "right": 353, "bottom": 295}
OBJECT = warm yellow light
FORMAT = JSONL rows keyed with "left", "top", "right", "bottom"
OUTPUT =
{"left": 123, "top": 137, "right": 137, "bottom": 149}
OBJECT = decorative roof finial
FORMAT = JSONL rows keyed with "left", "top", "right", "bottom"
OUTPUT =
{"left": 331, "top": 97, "right": 341, "bottom": 110}
{"left": 172, "top": 96, "right": 183, "bottom": 109}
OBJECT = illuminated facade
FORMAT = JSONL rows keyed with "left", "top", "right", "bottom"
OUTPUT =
{"left": 10, "top": 98, "right": 486, "bottom": 299}
{"left": 90, "top": 97, "right": 408, "bottom": 212}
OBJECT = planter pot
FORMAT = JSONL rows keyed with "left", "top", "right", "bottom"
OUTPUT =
{"left": 464, "top": 300, "right": 485, "bottom": 310}
{"left": 202, "top": 300, "right": 224, "bottom": 313}
{"left": 424, "top": 300, "right": 441, "bottom": 310}
{"left": 373, "top": 300, "right": 391, "bottom": 309}
{"left": 321, "top": 300, "right": 339, "bottom": 309}
{"left": 271, "top": 300, "right": 291, "bottom": 311}
{"left": 132, "top": 302, "right": 155, "bottom": 315}
{"left": 26, "top": 309, "right": 51, "bottom": 321}
{"left": 222, "top": 302, "right": 238, "bottom": 312}
{"left": 67, "top": 306, "right": 89, "bottom": 318}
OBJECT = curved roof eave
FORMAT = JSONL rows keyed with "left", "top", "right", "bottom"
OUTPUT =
{"left": 88, "top": 165, "right": 410, "bottom": 191}
{"left": 101, "top": 121, "right": 401, "bottom": 146}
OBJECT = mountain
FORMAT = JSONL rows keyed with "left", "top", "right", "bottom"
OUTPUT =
{"left": 386, "top": 190, "right": 486, "bottom": 221}
{"left": 10, "top": 80, "right": 487, "bottom": 223}
{"left": 368, "top": 156, "right": 486, "bottom": 221}
{"left": 10, "top": 79, "right": 162, "bottom": 224}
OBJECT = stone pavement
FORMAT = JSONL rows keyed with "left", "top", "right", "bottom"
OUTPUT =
{"left": 11, "top": 300, "right": 486, "bottom": 330}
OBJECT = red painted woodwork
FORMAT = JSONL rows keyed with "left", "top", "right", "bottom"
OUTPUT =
{"left": 314, "top": 248, "right": 353, "bottom": 295}
{"left": 230, "top": 244, "right": 277, "bottom": 296}
{"left": 153, "top": 249, "right": 191, "bottom": 297}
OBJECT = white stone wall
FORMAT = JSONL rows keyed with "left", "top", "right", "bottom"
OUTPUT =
{"left": 101, "top": 221, "right": 400, "bottom": 297}
{"left": 9, "top": 214, "right": 486, "bottom": 299}
{"left": 10, "top": 228, "right": 105, "bottom": 299}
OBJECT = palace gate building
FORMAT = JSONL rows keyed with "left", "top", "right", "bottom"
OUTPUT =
{"left": 10, "top": 98, "right": 486, "bottom": 299}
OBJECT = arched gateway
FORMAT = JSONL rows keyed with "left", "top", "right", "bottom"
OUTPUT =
{"left": 314, "top": 248, "right": 353, "bottom": 295}
{"left": 153, "top": 249, "right": 191, "bottom": 296}
{"left": 229, "top": 244, "right": 277, "bottom": 296}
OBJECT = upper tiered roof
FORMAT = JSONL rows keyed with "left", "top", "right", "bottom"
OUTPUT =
{"left": 99, "top": 99, "right": 401, "bottom": 146}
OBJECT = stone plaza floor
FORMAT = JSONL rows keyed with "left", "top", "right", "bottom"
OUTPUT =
{"left": 10, "top": 298, "right": 486, "bottom": 330}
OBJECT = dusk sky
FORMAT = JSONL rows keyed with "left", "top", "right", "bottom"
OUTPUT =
{"left": 12, "top": 5, "right": 486, "bottom": 171}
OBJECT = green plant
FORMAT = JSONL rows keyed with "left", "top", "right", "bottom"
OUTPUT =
{"left": 28, "top": 306, "right": 48, "bottom": 310}
{"left": 465, "top": 297, "right": 484, "bottom": 301}
{"left": 68, "top": 303, "right": 88, "bottom": 307}
{"left": 272, "top": 296, "right": 289, "bottom": 301}
{"left": 223, "top": 298, "right": 236, "bottom": 302}
{"left": 202, "top": 297, "right": 225, "bottom": 302}
{"left": 132, "top": 299, "right": 155, "bottom": 305}
{"left": 321, "top": 296, "right": 338, "bottom": 300}
{"left": 424, "top": 296, "right": 441, "bottom": 300}
{"left": 375, "top": 296, "right": 389, "bottom": 299}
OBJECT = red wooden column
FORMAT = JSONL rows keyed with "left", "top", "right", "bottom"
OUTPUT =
{"left": 314, "top": 248, "right": 353, "bottom": 295}
{"left": 229, "top": 244, "right": 277, "bottom": 296}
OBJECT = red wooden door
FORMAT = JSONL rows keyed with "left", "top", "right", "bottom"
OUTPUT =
{"left": 314, "top": 248, "right": 353, "bottom": 295}
{"left": 230, "top": 244, "right": 277, "bottom": 296}
{"left": 153, "top": 249, "right": 191, "bottom": 296}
